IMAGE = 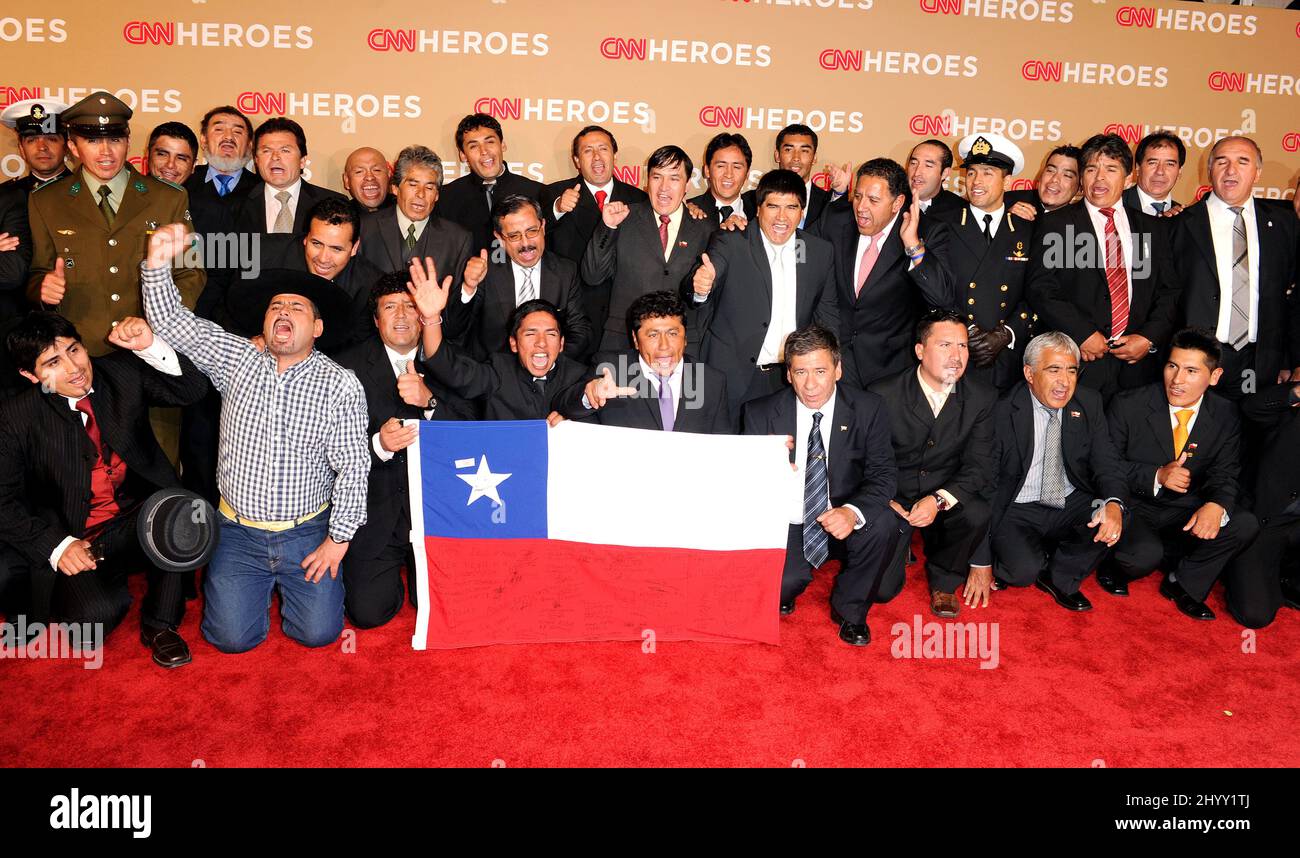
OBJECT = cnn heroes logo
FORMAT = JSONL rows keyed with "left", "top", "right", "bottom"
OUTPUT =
{"left": 819, "top": 49, "right": 978, "bottom": 77}
{"left": 1, "top": 86, "right": 181, "bottom": 114}
{"left": 722, "top": 0, "right": 874, "bottom": 10}
{"left": 236, "top": 91, "right": 421, "bottom": 118}
{"left": 1208, "top": 71, "right": 1300, "bottom": 96}
{"left": 474, "top": 97, "right": 653, "bottom": 128}
{"left": 1022, "top": 60, "right": 1168, "bottom": 88}
{"left": 909, "top": 111, "right": 1063, "bottom": 142}
{"left": 122, "top": 21, "right": 312, "bottom": 48}
{"left": 1116, "top": 6, "right": 1257, "bottom": 36}
{"left": 599, "top": 37, "right": 771, "bottom": 66}
{"left": 919, "top": 0, "right": 1073, "bottom": 23}
{"left": 700, "top": 105, "right": 865, "bottom": 134}
{"left": 366, "top": 29, "right": 548, "bottom": 55}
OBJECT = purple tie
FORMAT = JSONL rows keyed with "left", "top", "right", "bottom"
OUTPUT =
{"left": 658, "top": 374, "right": 675, "bottom": 432}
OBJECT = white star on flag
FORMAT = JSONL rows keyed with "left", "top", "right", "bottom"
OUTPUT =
{"left": 457, "top": 456, "right": 511, "bottom": 507}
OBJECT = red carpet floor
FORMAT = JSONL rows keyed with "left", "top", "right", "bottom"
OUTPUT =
{"left": 4, "top": 555, "right": 1299, "bottom": 768}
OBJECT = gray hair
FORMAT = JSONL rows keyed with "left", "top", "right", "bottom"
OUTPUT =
{"left": 392, "top": 144, "right": 443, "bottom": 186}
{"left": 1023, "top": 331, "right": 1081, "bottom": 367}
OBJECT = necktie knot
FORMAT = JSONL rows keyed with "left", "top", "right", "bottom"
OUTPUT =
{"left": 1175, "top": 408, "right": 1194, "bottom": 427}
{"left": 1099, "top": 206, "right": 1115, "bottom": 220}
{"left": 215, "top": 174, "right": 233, "bottom": 196}
{"left": 275, "top": 190, "right": 291, "bottom": 203}
{"left": 98, "top": 186, "right": 112, "bottom": 202}
{"left": 594, "top": 189, "right": 607, "bottom": 210}
{"left": 1152, "top": 201, "right": 1167, "bottom": 213}
{"left": 659, "top": 214, "right": 671, "bottom": 226}
{"left": 812, "top": 411, "right": 823, "bottom": 427}
{"left": 719, "top": 205, "right": 734, "bottom": 221}
{"left": 1229, "top": 205, "right": 1244, "bottom": 217}
{"left": 75, "top": 396, "right": 93, "bottom": 418}
{"left": 97, "top": 185, "right": 115, "bottom": 227}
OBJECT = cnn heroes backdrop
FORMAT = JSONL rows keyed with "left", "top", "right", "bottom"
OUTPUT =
{"left": 2, "top": 0, "right": 1298, "bottom": 203}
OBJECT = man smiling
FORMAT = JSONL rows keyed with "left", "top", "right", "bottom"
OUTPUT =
{"left": 437, "top": 113, "right": 544, "bottom": 255}
{"left": 342, "top": 146, "right": 394, "bottom": 213}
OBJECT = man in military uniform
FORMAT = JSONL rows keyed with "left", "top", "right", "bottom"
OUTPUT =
{"left": 25, "top": 91, "right": 204, "bottom": 356}
{"left": 927, "top": 133, "right": 1036, "bottom": 392}
{"left": 1, "top": 99, "right": 72, "bottom": 324}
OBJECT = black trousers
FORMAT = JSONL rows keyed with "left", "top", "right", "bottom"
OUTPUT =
{"left": 992, "top": 491, "right": 1114, "bottom": 594}
{"left": 883, "top": 496, "right": 991, "bottom": 595}
{"left": 342, "top": 531, "right": 416, "bottom": 630}
{"left": 180, "top": 383, "right": 221, "bottom": 503}
{"left": 0, "top": 509, "right": 184, "bottom": 635}
{"left": 1222, "top": 514, "right": 1300, "bottom": 628}
{"left": 1107, "top": 501, "right": 1260, "bottom": 602}
{"left": 782, "top": 506, "right": 904, "bottom": 623}
{"left": 1214, "top": 342, "right": 1257, "bottom": 402}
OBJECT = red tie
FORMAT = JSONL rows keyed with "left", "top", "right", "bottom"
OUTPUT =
{"left": 74, "top": 396, "right": 124, "bottom": 531}
{"left": 1099, "top": 207, "right": 1129, "bottom": 337}
{"left": 594, "top": 189, "right": 607, "bottom": 211}
{"left": 659, "top": 214, "right": 670, "bottom": 252}
{"left": 75, "top": 396, "right": 103, "bottom": 456}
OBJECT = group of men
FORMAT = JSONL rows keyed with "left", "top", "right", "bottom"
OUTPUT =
{"left": 0, "top": 89, "right": 1298, "bottom": 665}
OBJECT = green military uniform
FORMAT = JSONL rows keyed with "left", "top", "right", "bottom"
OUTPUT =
{"left": 24, "top": 92, "right": 203, "bottom": 356}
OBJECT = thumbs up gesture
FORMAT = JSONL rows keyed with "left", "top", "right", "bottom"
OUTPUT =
{"left": 463, "top": 248, "right": 489, "bottom": 296}
{"left": 693, "top": 253, "right": 717, "bottom": 297}
{"left": 397, "top": 358, "right": 432, "bottom": 408}
{"left": 1157, "top": 451, "right": 1192, "bottom": 493}
{"left": 583, "top": 366, "right": 638, "bottom": 410}
{"left": 557, "top": 183, "right": 582, "bottom": 214}
{"left": 40, "top": 256, "right": 67, "bottom": 306}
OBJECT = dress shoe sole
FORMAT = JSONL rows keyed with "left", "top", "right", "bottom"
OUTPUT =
{"left": 930, "top": 604, "right": 959, "bottom": 619}
{"left": 1035, "top": 578, "right": 1093, "bottom": 612}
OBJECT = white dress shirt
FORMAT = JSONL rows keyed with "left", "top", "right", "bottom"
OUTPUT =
{"left": 968, "top": 203, "right": 1005, "bottom": 240}
{"left": 756, "top": 232, "right": 799, "bottom": 366}
{"left": 396, "top": 208, "right": 430, "bottom": 245}
{"left": 791, "top": 391, "right": 865, "bottom": 527}
{"left": 263, "top": 178, "right": 302, "bottom": 232}
{"left": 48, "top": 338, "right": 182, "bottom": 570}
{"left": 371, "top": 345, "right": 433, "bottom": 463}
{"left": 1206, "top": 193, "right": 1261, "bottom": 344}
{"left": 1135, "top": 186, "right": 1174, "bottom": 217}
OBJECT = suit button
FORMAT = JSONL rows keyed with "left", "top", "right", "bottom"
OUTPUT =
{"left": 968, "top": 314, "right": 974, "bottom": 320}
{"left": 999, "top": 319, "right": 1005, "bottom": 325}
{"left": 109, "top": 266, "right": 119, "bottom": 274}
{"left": 969, "top": 283, "right": 976, "bottom": 289}
{"left": 111, "top": 293, "right": 120, "bottom": 302}
{"left": 926, "top": 440, "right": 935, "bottom": 447}
{"left": 761, "top": 322, "right": 768, "bottom": 328}
{"left": 1000, "top": 302, "right": 1007, "bottom": 308}
{"left": 1020, "top": 312, "right": 1028, "bottom": 319}
{"left": 1000, "top": 285, "right": 1008, "bottom": 292}
{"left": 108, "top": 238, "right": 117, "bottom": 247}
{"left": 919, "top": 469, "right": 928, "bottom": 477}
{"left": 968, "top": 298, "right": 975, "bottom": 305}
{"left": 749, "top": 357, "right": 756, "bottom": 364}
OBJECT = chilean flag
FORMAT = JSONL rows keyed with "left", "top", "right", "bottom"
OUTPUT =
{"left": 405, "top": 420, "right": 791, "bottom": 649}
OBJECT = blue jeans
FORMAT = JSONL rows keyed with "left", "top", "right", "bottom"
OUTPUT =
{"left": 202, "top": 515, "right": 344, "bottom": 653}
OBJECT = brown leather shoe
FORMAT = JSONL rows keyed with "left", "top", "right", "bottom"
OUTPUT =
{"left": 141, "top": 626, "right": 192, "bottom": 669}
{"left": 930, "top": 589, "right": 960, "bottom": 618}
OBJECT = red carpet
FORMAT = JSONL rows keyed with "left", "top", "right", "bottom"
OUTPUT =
{"left": 5, "top": 553, "right": 1299, "bottom": 768}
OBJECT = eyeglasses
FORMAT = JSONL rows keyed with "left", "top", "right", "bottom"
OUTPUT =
{"left": 501, "top": 226, "right": 542, "bottom": 243}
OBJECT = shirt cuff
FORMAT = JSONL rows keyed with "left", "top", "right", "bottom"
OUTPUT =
{"left": 552, "top": 201, "right": 566, "bottom": 219}
{"left": 1153, "top": 475, "right": 1162, "bottom": 497}
{"left": 459, "top": 287, "right": 474, "bottom": 304}
{"left": 936, "top": 489, "right": 958, "bottom": 510}
{"left": 133, "top": 336, "right": 183, "bottom": 376}
{"left": 844, "top": 504, "right": 866, "bottom": 530}
{"left": 1004, "top": 325, "right": 1016, "bottom": 350}
{"left": 49, "top": 535, "right": 77, "bottom": 571}
{"left": 372, "top": 432, "right": 395, "bottom": 463}
{"left": 693, "top": 292, "right": 707, "bottom": 303}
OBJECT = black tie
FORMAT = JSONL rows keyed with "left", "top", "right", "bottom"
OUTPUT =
{"left": 719, "top": 205, "right": 733, "bottom": 223}
{"left": 532, "top": 376, "right": 547, "bottom": 398}
{"left": 981, "top": 213, "right": 993, "bottom": 244}
{"left": 484, "top": 181, "right": 495, "bottom": 213}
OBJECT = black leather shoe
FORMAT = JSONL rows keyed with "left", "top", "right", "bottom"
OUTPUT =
{"left": 141, "top": 626, "right": 192, "bottom": 669}
{"left": 1095, "top": 572, "right": 1129, "bottom": 597}
{"left": 829, "top": 609, "right": 871, "bottom": 646}
{"left": 779, "top": 600, "right": 796, "bottom": 616}
{"left": 1159, "top": 577, "right": 1215, "bottom": 621}
{"left": 1035, "top": 574, "right": 1093, "bottom": 611}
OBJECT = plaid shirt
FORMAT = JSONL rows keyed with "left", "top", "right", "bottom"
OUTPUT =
{"left": 140, "top": 263, "right": 370, "bottom": 542}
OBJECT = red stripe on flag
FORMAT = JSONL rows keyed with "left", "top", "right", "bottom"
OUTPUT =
{"left": 418, "top": 538, "right": 785, "bottom": 649}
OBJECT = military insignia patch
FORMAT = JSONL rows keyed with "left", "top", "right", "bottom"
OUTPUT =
{"left": 134, "top": 180, "right": 146, "bottom": 193}
{"left": 57, "top": 229, "right": 75, "bottom": 236}
{"left": 971, "top": 137, "right": 992, "bottom": 156}
{"left": 69, "top": 183, "right": 80, "bottom": 195}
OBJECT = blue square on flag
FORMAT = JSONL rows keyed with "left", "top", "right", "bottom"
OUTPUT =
{"left": 417, "top": 420, "right": 548, "bottom": 539}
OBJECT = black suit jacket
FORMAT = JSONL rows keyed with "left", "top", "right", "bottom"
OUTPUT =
{"left": 559, "top": 350, "right": 732, "bottom": 434}
{"left": 686, "top": 222, "right": 839, "bottom": 413}
{"left": 1240, "top": 383, "right": 1300, "bottom": 521}
{"left": 809, "top": 204, "right": 954, "bottom": 388}
{"left": 358, "top": 206, "right": 473, "bottom": 286}
{"left": 185, "top": 165, "right": 264, "bottom": 322}
{"left": 437, "top": 168, "right": 545, "bottom": 255}
{"left": 1026, "top": 202, "right": 1180, "bottom": 355}
{"left": 741, "top": 383, "right": 897, "bottom": 515}
{"left": 234, "top": 178, "right": 344, "bottom": 236}
{"left": 687, "top": 191, "right": 747, "bottom": 229}
{"left": 421, "top": 341, "right": 589, "bottom": 421}
{"left": 1121, "top": 186, "right": 1179, "bottom": 216}
{"left": 991, "top": 383, "right": 1128, "bottom": 530}
{"left": 868, "top": 367, "right": 996, "bottom": 506}
{"left": 457, "top": 253, "right": 593, "bottom": 361}
{"left": 540, "top": 176, "right": 648, "bottom": 334}
{"left": 581, "top": 202, "right": 713, "bottom": 351}
{"left": 0, "top": 350, "right": 207, "bottom": 620}
{"left": 1002, "top": 188, "right": 1046, "bottom": 218}
{"left": 1107, "top": 383, "right": 1241, "bottom": 515}
{"left": 1172, "top": 197, "right": 1300, "bottom": 383}
{"left": 334, "top": 336, "right": 469, "bottom": 560}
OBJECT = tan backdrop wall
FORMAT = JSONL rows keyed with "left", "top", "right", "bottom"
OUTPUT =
{"left": 3, "top": 0, "right": 1298, "bottom": 203}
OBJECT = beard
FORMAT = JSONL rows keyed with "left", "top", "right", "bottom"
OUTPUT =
{"left": 205, "top": 151, "right": 250, "bottom": 173}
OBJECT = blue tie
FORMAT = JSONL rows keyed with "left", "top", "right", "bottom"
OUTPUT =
{"left": 215, "top": 174, "right": 233, "bottom": 197}
{"left": 1151, "top": 201, "right": 1166, "bottom": 214}
{"left": 803, "top": 412, "right": 830, "bottom": 567}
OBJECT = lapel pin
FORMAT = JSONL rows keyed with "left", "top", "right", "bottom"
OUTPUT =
{"left": 678, "top": 240, "right": 688, "bottom": 248}
{"left": 840, "top": 425, "right": 848, "bottom": 431}
{"left": 1070, "top": 410, "right": 1081, "bottom": 418}
{"left": 1267, "top": 221, "right": 1273, "bottom": 228}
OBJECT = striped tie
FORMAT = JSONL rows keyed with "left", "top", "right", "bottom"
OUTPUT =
{"left": 802, "top": 412, "right": 830, "bottom": 568}
{"left": 1039, "top": 410, "right": 1067, "bottom": 509}
{"left": 1228, "top": 206, "right": 1250, "bottom": 349}
{"left": 1098, "top": 207, "right": 1129, "bottom": 338}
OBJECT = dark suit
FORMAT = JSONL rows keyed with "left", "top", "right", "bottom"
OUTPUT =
{"left": 0, "top": 349, "right": 206, "bottom": 630}
{"left": 421, "top": 341, "right": 589, "bottom": 421}
{"left": 809, "top": 204, "right": 954, "bottom": 387}
{"left": 541, "top": 176, "right": 647, "bottom": 338}
{"left": 870, "top": 368, "right": 997, "bottom": 593}
{"left": 1230, "top": 384, "right": 1300, "bottom": 627}
{"left": 1172, "top": 197, "right": 1300, "bottom": 397}
{"left": 582, "top": 203, "right": 713, "bottom": 351}
{"left": 184, "top": 166, "right": 262, "bottom": 323}
{"left": 560, "top": 350, "right": 732, "bottom": 434}
{"left": 1026, "top": 202, "right": 1180, "bottom": 397}
{"left": 0, "top": 175, "right": 44, "bottom": 318}
{"left": 234, "top": 178, "right": 344, "bottom": 237}
{"left": 1122, "top": 186, "right": 1179, "bottom": 217}
{"left": 991, "top": 383, "right": 1129, "bottom": 593}
{"left": 1105, "top": 384, "right": 1258, "bottom": 603}
{"left": 920, "top": 188, "right": 965, "bottom": 217}
{"left": 687, "top": 191, "right": 747, "bottom": 228}
{"left": 357, "top": 206, "right": 473, "bottom": 290}
{"left": 455, "top": 253, "right": 593, "bottom": 361}
{"left": 333, "top": 336, "right": 468, "bottom": 628}
{"left": 437, "top": 168, "right": 545, "bottom": 256}
{"left": 742, "top": 182, "right": 830, "bottom": 228}
{"left": 686, "top": 222, "right": 838, "bottom": 418}
{"left": 928, "top": 205, "right": 1036, "bottom": 390}
{"left": 742, "top": 384, "right": 902, "bottom": 621}
{"left": 1002, "top": 188, "right": 1046, "bottom": 218}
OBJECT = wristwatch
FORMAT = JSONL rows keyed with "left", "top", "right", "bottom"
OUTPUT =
{"left": 425, "top": 393, "right": 438, "bottom": 411}
{"left": 931, "top": 492, "right": 949, "bottom": 511}
{"left": 330, "top": 535, "right": 347, "bottom": 545}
